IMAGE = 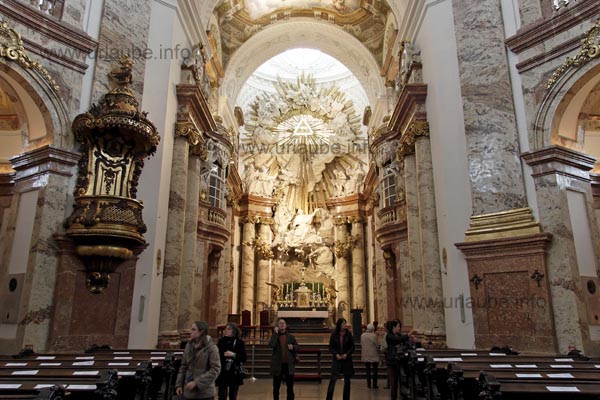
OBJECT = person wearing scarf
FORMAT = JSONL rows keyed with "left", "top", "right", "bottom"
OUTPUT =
{"left": 326, "top": 318, "right": 355, "bottom": 400}
{"left": 176, "top": 321, "right": 221, "bottom": 400}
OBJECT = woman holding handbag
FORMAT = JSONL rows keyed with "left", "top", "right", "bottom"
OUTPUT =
{"left": 175, "top": 321, "right": 221, "bottom": 400}
{"left": 216, "top": 323, "right": 247, "bottom": 400}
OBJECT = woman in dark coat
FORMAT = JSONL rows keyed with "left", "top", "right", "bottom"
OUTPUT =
{"left": 216, "top": 323, "right": 247, "bottom": 400}
{"left": 326, "top": 318, "right": 355, "bottom": 400}
{"left": 385, "top": 319, "right": 409, "bottom": 400}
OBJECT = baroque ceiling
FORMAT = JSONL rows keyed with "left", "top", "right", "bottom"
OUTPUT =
{"left": 215, "top": 0, "right": 390, "bottom": 71}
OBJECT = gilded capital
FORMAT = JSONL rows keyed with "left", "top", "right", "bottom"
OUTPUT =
{"left": 175, "top": 122, "right": 203, "bottom": 146}
{"left": 397, "top": 121, "right": 429, "bottom": 160}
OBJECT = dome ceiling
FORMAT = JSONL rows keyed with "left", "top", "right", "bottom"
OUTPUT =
{"left": 215, "top": 0, "right": 390, "bottom": 70}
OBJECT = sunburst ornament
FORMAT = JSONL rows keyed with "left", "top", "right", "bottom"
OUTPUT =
{"left": 241, "top": 73, "right": 365, "bottom": 212}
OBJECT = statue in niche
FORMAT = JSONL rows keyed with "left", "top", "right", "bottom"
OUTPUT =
{"left": 316, "top": 207, "right": 334, "bottom": 240}
{"left": 332, "top": 168, "right": 347, "bottom": 197}
{"left": 272, "top": 200, "right": 293, "bottom": 245}
{"left": 247, "top": 164, "right": 274, "bottom": 197}
{"left": 309, "top": 245, "right": 335, "bottom": 279}
{"left": 345, "top": 166, "right": 365, "bottom": 195}
{"left": 286, "top": 208, "right": 321, "bottom": 248}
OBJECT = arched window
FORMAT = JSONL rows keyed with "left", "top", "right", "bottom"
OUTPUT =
{"left": 380, "top": 164, "right": 396, "bottom": 208}
{"left": 209, "top": 161, "right": 226, "bottom": 208}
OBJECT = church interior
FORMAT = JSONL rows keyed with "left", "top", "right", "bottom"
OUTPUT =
{"left": 0, "top": 0, "right": 600, "bottom": 388}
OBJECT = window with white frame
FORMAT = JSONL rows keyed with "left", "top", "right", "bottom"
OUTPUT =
{"left": 209, "top": 162, "right": 226, "bottom": 208}
{"left": 381, "top": 165, "right": 396, "bottom": 208}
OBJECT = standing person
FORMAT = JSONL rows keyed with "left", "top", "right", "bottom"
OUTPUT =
{"left": 361, "top": 323, "right": 379, "bottom": 389}
{"left": 269, "top": 318, "right": 298, "bottom": 400}
{"left": 176, "top": 321, "right": 221, "bottom": 400}
{"left": 385, "top": 319, "right": 409, "bottom": 400}
{"left": 326, "top": 318, "right": 355, "bottom": 400}
{"left": 216, "top": 323, "right": 247, "bottom": 400}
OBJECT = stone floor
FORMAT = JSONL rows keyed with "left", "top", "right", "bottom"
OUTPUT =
{"left": 232, "top": 377, "right": 392, "bottom": 399}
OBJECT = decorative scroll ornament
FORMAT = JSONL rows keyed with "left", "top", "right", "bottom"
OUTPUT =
{"left": 0, "top": 20, "right": 59, "bottom": 90}
{"left": 65, "top": 56, "right": 160, "bottom": 293}
{"left": 397, "top": 121, "right": 429, "bottom": 159}
{"left": 546, "top": 20, "right": 600, "bottom": 90}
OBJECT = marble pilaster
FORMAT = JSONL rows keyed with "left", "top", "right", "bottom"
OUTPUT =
{"left": 177, "top": 153, "right": 201, "bottom": 333}
{"left": 158, "top": 136, "right": 189, "bottom": 347}
{"left": 415, "top": 137, "right": 445, "bottom": 335}
{"left": 452, "top": 0, "right": 527, "bottom": 215}
{"left": 335, "top": 223, "right": 350, "bottom": 321}
{"left": 256, "top": 222, "right": 272, "bottom": 323}
{"left": 404, "top": 154, "right": 426, "bottom": 333}
{"left": 523, "top": 146, "right": 600, "bottom": 354}
{"left": 9, "top": 146, "right": 79, "bottom": 352}
{"left": 351, "top": 220, "right": 366, "bottom": 321}
{"left": 240, "top": 220, "right": 256, "bottom": 313}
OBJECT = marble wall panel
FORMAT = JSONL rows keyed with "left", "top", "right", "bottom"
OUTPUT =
{"left": 90, "top": 0, "right": 151, "bottom": 103}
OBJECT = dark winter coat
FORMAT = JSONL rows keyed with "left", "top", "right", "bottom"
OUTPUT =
{"left": 385, "top": 332, "right": 409, "bottom": 365}
{"left": 328, "top": 329, "right": 355, "bottom": 376}
{"left": 268, "top": 331, "right": 299, "bottom": 375}
{"left": 216, "top": 335, "right": 247, "bottom": 386}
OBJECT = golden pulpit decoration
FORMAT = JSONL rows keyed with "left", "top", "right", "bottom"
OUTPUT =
{"left": 64, "top": 57, "right": 160, "bottom": 293}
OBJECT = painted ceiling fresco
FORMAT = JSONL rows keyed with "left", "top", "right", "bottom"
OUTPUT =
{"left": 215, "top": 0, "right": 390, "bottom": 70}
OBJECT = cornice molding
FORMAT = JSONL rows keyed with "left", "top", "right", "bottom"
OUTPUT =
{"left": 0, "top": 0, "right": 97, "bottom": 54}
{"left": 505, "top": 0, "right": 599, "bottom": 54}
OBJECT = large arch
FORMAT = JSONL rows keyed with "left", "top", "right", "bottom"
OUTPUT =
{"left": 221, "top": 19, "right": 386, "bottom": 106}
{"left": 534, "top": 60, "right": 600, "bottom": 151}
{"left": 0, "top": 62, "right": 70, "bottom": 151}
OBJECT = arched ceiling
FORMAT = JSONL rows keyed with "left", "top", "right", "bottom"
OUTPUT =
{"left": 220, "top": 19, "right": 385, "bottom": 106}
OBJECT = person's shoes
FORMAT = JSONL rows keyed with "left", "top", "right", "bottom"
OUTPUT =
{"left": 367, "top": 384, "right": 371, "bottom": 388}
{"left": 373, "top": 385, "right": 379, "bottom": 389}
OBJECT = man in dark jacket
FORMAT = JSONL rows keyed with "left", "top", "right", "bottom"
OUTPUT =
{"left": 268, "top": 318, "right": 299, "bottom": 400}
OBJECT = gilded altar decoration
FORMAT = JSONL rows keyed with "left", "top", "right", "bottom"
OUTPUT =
{"left": 334, "top": 234, "right": 357, "bottom": 258}
{"left": 65, "top": 57, "right": 160, "bottom": 293}
{"left": 546, "top": 19, "right": 600, "bottom": 90}
{"left": 0, "top": 20, "right": 59, "bottom": 90}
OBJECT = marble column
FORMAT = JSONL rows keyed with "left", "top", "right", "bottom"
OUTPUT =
{"left": 9, "top": 146, "right": 79, "bottom": 352}
{"left": 158, "top": 135, "right": 189, "bottom": 347}
{"left": 351, "top": 219, "right": 366, "bottom": 322}
{"left": 240, "top": 218, "right": 257, "bottom": 313}
{"left": 415, "top": 136, "right": 445, "bottom": 335}
{"left": 335, "top": 222, "right": 350, "bottom": 321}
{"left": 177, "top": 151, "right": 201, "bottom": 334}
{"left": 452, "top": 0, "right": 527, "bottom": 215}
{"left": 255, "top": 222, "right": 272, "bottom": 323}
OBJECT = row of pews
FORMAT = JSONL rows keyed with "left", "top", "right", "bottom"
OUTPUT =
{"left": 398, "top": 348, "right": 600, "bottom": 399}
{"left": 0, "top": 348, "right": 182, "bottom": 399}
